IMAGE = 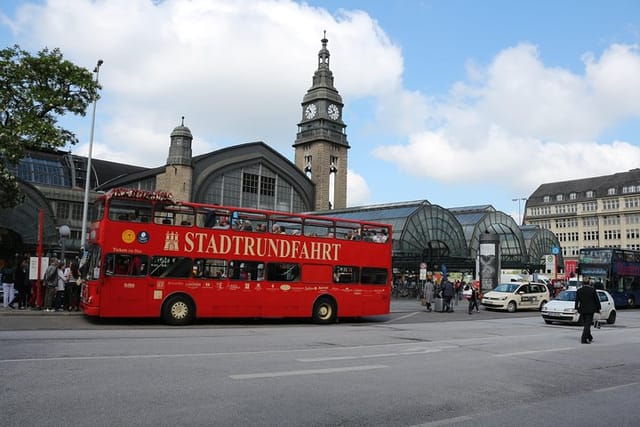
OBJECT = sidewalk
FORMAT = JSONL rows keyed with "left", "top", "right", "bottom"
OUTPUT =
{"left": 0, "top": 306, "right": 83, "bottom": 316}
{"left": 1, "top": 297, "right": 475, "bottom": 317}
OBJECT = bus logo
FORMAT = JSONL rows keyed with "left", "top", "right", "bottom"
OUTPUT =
{"left": 122, "top": 229, "right": 136, "bottom": 244}
{"left": 137, "top": 231, "right": 150, "bottom": 244}
{"left": 164, "top": 231, "right": 180, "bottom": 251}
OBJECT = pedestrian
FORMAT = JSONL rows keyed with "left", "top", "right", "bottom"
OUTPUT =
{"left": 441, "top": 276, "right": 454, "bottom": 312}
{"left": 43, "top": 258, "right": 58, "bottom": 312}
{"left": 14, "top": 258, "right": 30, "bottom": 309}
{"left": 54, "top": 261, "right": 67, "bottom": 311}
{"left": 575, "top": 277, "right": 601, "bottom": 344}
{"left": 2, "top": 261, "right": 16, "bottom": 308}
{"left": 423, "top": 278, "right": 434, "bottom": 312}
{"left": 467, "top": 284, "right": 480, "bottom": 314}
{"left": 68, "top": 262, "right": 82, "bottom": 311}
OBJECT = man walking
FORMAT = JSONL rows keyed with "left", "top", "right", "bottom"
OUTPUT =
{"left": 575, "top": 277, "right": 601, "bottom": 344}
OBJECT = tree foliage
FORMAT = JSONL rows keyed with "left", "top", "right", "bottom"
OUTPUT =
{"left": 0, "top": 45, "right": 100, "bottom": 208}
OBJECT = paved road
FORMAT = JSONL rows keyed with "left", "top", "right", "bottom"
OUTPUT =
{"left": 2, "top": 302, "right": 640, "bottom": 426}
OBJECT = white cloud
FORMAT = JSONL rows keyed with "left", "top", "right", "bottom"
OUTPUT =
{"left": 4, "top": 0, "right": 402, "bottom": 167}
{"left": 374, "top": 42, "right": 640, "bottom": 195}
{"left": 346, "top": 169, "right": 371, "bottom": 207}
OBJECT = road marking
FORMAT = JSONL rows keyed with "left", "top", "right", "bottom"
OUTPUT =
{"left": 229, "top": 364, "right": 387, "bottom": 380}
{"left": 297, "top": 346, "right": 455, "bottom": 362}
{"left": 385, "top": 311, "right": 421, "bottom": 323}
{"left": 411, "top": 415, "right": 473, "bottom": 426}
{"left": 494, "top": 347, "right": 575, "bottom": 357}
{"left": 595, "top": 382, "right": 639, "bottom": 393}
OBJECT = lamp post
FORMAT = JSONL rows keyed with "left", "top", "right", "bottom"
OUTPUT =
{"left": 512, "top": 197, "right": 527, "bottom": 225}
{"left": 80, "top": 59, "right": 103, "bottom": 254}
{"left": 59, "top": 225, "right": 70, "bottom": 264}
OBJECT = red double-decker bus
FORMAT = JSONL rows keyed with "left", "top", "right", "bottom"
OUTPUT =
{"left": 80, "top": 188, "right": 392, "bottom": 325}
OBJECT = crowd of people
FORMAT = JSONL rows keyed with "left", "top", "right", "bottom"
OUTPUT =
{"left": 1, "top": 255, "right": 82, "bottom": 312}
{"left": 394, "top": 275, "right": 482, "bottom": 315}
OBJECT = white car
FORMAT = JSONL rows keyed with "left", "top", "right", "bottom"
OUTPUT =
{"left": 481, "top": 282, "right": 550, "bottom": 312}
{"left": 541, "top": 288, "right": 616, "bottom": 325}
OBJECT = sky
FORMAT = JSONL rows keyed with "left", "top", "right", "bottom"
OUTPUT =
{"left": 2, "top": 0, "right": 640, "bottom": 221}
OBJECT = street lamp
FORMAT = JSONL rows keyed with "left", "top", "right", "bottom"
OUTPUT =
{"left": 59, "top": 225, "right": 70, "bottom": 263}
{"left": 80, "top": 59, "right": 103, "bottom": 254}
{"left": 512, "top": 197, "right": 527, "bottom": 225}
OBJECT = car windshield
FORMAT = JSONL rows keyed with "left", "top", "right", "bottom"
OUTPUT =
{"left": 554, "top": 290, "right": 576, "bottom": 301}
{"left": 493, "top": 284, "right": 519, "bottom": 293}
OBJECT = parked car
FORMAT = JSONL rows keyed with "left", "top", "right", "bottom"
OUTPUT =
{"left": 481, "top": 282, "right": 550, "bottom": 312}
{"left": 541, "top": 288, "right": 616, "bottom": 325}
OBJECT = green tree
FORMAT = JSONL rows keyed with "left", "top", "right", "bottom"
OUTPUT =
{"left": 0, "top": 45, "right": 100, "bottom": 208}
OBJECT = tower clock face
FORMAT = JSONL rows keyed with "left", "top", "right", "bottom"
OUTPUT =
{"left": 327, "top": 104, "right": 340, "bottom": 120}
{"left": 305, "top": 104, "right": 317, "bottom": 119}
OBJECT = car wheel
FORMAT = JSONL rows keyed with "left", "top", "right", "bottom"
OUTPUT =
{"left": 507, "top": 301, "right": 517, "bottom": 313}
{"left": 606, "top": 310, "right": 616, "bottom": 325}
{"left": 162, "top": 294, "right": 195, "bottom": 326}
{"left": 544, "top": 319, "right": 553, "bottom": 324}
{"left": 627, "top": 297, "right": 635, "bottom": 308}
{"left": 538, "top": 300, "right": 547, "bottom": 311}
{"left": 312, "top": 297, "right": 337, "bottom": 324}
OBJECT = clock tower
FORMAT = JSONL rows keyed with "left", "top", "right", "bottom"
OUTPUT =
{"left": 294, "top": 33, "right": 349, "bottom": 210}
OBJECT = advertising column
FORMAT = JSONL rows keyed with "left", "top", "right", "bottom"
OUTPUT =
{"left": 479, "top": 233, "right": 500, "bottom": 293}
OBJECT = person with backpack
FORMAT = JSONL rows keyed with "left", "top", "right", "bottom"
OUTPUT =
{"left": 2, "top": 261, "right": 16, "bottom": 308}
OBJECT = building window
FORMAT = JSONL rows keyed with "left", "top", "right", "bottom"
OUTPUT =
{"left": 586, "top": 190, "right": 594, "bottom": 198}
{"left": 543, "top": 196, "right": 550, "bottom": 203}
{"left": 603, "top": 230, "right": 621, "bottom": 240}
{"left": 627, "top": 229, "right": 640, "bottom": 239}
{"left": 242, "top": 173, "right": 258, "bottom": 194}
{"left": 607, "top": 187, "right": 616, "bottom": 195}
{"left": 260, "top": 176, "right": 275, "bottom": 197}
{"left": 71, "top": 203, "right": 83, "bottom": 221}
{"left": 556, "top": 194, "right": 563, "bottom": 201}
{"left": 56, "top": 202, "right": 70, "bottom": 219}
{"left": 603, "top": 199, "right": 619, "bottom": 210}
{"left": 625, "top": 197, "right": 640, "bottom": 209}
{"left": 569, "top": 192, "right": 577, "bottom": 200}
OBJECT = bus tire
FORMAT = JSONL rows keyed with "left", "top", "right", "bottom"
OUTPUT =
{"left": 162, "top": 294, "right": 195, "bottom": 326}
{"left": 627, "top": 297, "right": 635, "bottom": 308}
{"left": 312, "top": 297, "right": 337, "bottom": 324}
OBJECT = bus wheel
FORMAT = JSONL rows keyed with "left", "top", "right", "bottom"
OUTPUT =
{"left": 163, "top": 295, "right": 194, "bottom": 326}
{"left": 312, "top": 297, "right": 337, "bottom": 324}
{"left": 627, "top": 297, "right": 635, "bottom": 308}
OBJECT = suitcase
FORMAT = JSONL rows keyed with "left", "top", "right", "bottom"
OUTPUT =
{"left": 434, "top": 297, "right": 443, "bottom": 312}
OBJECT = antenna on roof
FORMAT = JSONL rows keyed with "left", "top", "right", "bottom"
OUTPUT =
{"left": 181, "top": 116, "right": 185, "bottom": 126}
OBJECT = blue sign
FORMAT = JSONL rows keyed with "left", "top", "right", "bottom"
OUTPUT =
{"left": 551, "top": 246, "right": 560, "bottom": 255}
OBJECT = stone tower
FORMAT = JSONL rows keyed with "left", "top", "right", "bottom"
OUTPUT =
{"left": 155, "top": 117, "right": 193, "bottom": 202}
{"left": 293, "top": 33, "right": 349, "bottom": 210}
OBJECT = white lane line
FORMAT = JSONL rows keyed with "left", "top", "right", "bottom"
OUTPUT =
{"left": 411, "top": 415, "right": 473, "bottom": 426}
{"left": 595, "top": 382, "right": 639, "bottom": 393}
{"left": 385, "top": 311, "right": 421, "bottom": 323}
{"left": 229, "top": 364, "right": 388, "bottom": 380}
{"left": 297, "top": 347, "right": 450, "bottom": 362}
{"left": 494, "top": 347, "right": 575, "bottom": 357}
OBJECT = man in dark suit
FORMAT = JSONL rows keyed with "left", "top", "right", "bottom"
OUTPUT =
{"left": 575, "top": 277, "right": 601, "bottom": 344}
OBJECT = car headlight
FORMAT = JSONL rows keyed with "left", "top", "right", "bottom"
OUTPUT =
{"left": 563, "top": 308, "right": 576, "bottom": 313}
{"left": 500, "top": 296, "right": 508, "bottom": 300}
